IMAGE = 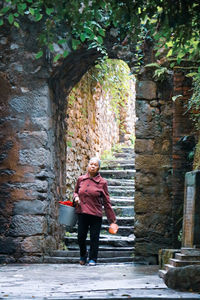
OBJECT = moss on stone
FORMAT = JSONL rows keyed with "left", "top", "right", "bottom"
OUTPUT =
{"left": 193, "top": 137, "right": 200, "bottom": 170}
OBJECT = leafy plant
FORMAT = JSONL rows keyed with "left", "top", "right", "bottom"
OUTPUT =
{"left": 186, "top": 70, "right": 200, "bottom": 130}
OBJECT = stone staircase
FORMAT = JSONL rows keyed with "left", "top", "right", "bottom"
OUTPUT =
{"left": 159, "top": 247, "right": 200, "bottom": 278}
{"left": 44, "top": 146, "right": 135, "bottom": 264}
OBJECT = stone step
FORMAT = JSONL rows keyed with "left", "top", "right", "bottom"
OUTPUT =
{"left": 65, "top": 234, "right": 135, "bottom": 248}
{"left": 107, "top": 178, "right": 134, "bottom": 186}
{"left": 114, "top": 152, "right": 135, "bottom": 159}
{"left": 102, "top": 216, "right": 135, "bottom": 226}
{"left": 111, "top": 198, "right": 134, "bottom": 206}
{"left": 44, "top": 256, "right": 134, "bottom": 264}
{"left": 101, "top": 224, "right": 134, "bottom": 236}
{"left": 108, "top": 187, "right": 135, "bottom": 197}
{"left": 67, "top": 245, "right": 135, "bottom": 251}
{"left": 164, "top": 264, "right": 175, "bottom": 271}
{"left": 100, "top": 169, "right": 136, "bottom": 179}
{"left": 158, "top": 269, "right": 167, "bottom": 279}
{"left": 50, "top": 249, "right": 134, "bottom": 258}
{"left": 65, "top": 216, "right": 134, "bottom": 235}
{"left": 108, "top": 186, "right": 135, "bottom": 191}
{"left": 181, "top": 247, "right": 200, "bottom": 256}
{"left": 169, "top": 258, "right": 200, "bottom": 267}
{"left": 111, "top": 206, "right": 134, "bottom": 217}
{"left": 175, "top": 253, "right": 200, "bottom": 261}
{"left": 101, "top": 160, "right": 135, "bottom": 170}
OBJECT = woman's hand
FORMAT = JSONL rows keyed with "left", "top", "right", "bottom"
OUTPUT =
{"left": 74, "top": 196, "right": 80, "bottom": 205}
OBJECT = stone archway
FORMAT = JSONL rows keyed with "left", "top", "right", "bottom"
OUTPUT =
{"left": 0, "top": 22, "right": 195, "bottom": 264}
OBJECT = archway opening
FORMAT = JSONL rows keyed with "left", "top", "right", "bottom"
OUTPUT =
{"left": 64, "top": 58, "right": 136, "bottom": 263}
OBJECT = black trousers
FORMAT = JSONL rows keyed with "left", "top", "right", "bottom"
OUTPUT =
{"left": 77, "top": 213, "right": 102, "bottom": 262}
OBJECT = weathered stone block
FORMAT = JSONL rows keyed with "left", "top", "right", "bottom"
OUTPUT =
{"left": 135, "top": 154, "right": 171, "bottom": 171}
{"left": 135, "top": 139, "right": 154, "bottom": 154}
{"left": 13, "top": 200, "right": 48, "bottom": 215}
{"left": 134, "top": 213, "right": 171, "bottom": 238}
{"left": 9, "top": 94, "right": 50, "bottom": 118}
{"left": 18, "top": 131, "right": 48, "bottom": 149}
{"left": 135, "top": 240, "right": 164, "bottom": 256}
{"left": 19, "top": 148, "right": 51, "bottom": 166}
{"left": 136, "top": 81, "right": 157, "bottom": 100}
{"left": 9, "top": 215, "right": 47, "bottom": 236}
{"left": 31, "top": 117, "right": 52, "bottom": 130}
{"left": 134, "top": 192, "right": 172, "bottom": 214}
{"left": 0, "top": 237, "right": 21, "bottom": 254}
{"left": 164, "top": 265, "right": 200, "bottom": 292}
{"left": 0, "top": 255, "right": 16, "bottom": 264}
{"left": 21, "top": 236, "right": 44, "bottom": 253}
{"left": 18, "top": 255, "right": 43, "bottom": 263}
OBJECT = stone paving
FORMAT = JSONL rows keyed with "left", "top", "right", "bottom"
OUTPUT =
{"left": 0, "top": 263, "right": 200, "bottom": 299}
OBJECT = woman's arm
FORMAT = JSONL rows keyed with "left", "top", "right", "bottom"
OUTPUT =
{"left": 102, "top": 181, "right": 116, "bottom": 224}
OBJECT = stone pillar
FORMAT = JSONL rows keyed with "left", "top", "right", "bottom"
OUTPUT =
{"left": 134, "top": 67, "right": 173, "bottom": 264}
{"left": 182, "top": 171, "right": 200, "bottom": 248}
{"left": 172, "top": 68, "right": 195, "bottom": 247}
{"left": 0, "top": 25, "right": 64, "bottom": 263}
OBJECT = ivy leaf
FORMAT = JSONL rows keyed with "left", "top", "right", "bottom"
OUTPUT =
{"left": 0, "top": 19, "right": 3, "bottom": 26}
{"left": 98, "top": 28, "right": 105, "bottom": 37}
{"left": 166, "top": 49, "right": 173, "bottom": 57}
{"left": 26, "top": 0, "right": 33, "bottom": 2}
{"left": 72, "top": 39, "right": 80, "bottom": 50}
{"left": 17, "top": 3, "right": 27, "bottom": 11}
{"left": 46, "top": 8, "right": 54, "bottom": 16}
{"left": 14, "top": 21, "right": 20, "bottom": 28}
{"left": 0, "top": 6, "right": 10, "bottom": 16}
{"left": 186, "top": 72, "right": 198, "bottom": 78}
{"left": 97, "top": 35, "right": 103, "bottom": 44}
{"left": 48, "top": 43, "right": 54, "bottom": 51}
{"left": 63, "top": 50, "right": 69, "bottom": 58}
{"left": 53, "top": 54, "right": 61, "bottom": 62}
{"left": 29, "top": 8, "right": 35, "bottom": 15}
{"left": 8, "top": 13, "right": 14, "bottom": 24}
{"left": 58, "top": 39, "right": 67, "bottom": 45}
{"left": 35, "top": 13, "right": 43, "bottom": 21}
{"left": 80, "top": 33, "right": 86, "bottom": 42}
{"left": 35, "top": 50, "right": 43, "bottom": 59}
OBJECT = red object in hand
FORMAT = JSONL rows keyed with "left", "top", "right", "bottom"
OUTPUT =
{"left": 109, "top": 223, "right": 119, "bottom": 235}
{"left": 59, "top": 200, "right": 73, "bottom": 207}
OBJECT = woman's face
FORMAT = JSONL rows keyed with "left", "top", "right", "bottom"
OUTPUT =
{"left": 88, "top": 159, "right": 99, "bottom": 176}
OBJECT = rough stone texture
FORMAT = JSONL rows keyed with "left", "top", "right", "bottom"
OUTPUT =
{"left": 172, "top": 69, "right": 195, "bottom": 247}
{"left": 9, "top": 215, "right": 47, "bottom": 236}
{"left": 164, "top": 265, "right": 200, "bottom": 292}
{"left": 13, "top": 200, "right": 48, "bottom": 215}
{"left": 66, "top": 68, "right": 135, "bottom": 199}
{"left": 21, "top": 236, "right": 45, "bottom": 253}
{"left": 0, "top": 20, "right": 196, "bottom": 264}
{"left": 158, "top": 248, "right": 180, "bottom": 269}
{"left": 134, "top": 67, "right": 173, "bottom": 263}
{"left": 136, "top": 80, "right": 157, "bottom": 100}
{"left": 0, "top": 23, "right": 63, "bottom": 262}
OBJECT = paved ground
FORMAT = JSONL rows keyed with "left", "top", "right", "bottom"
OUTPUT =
{"left": 0, "top": 263, "right": 200, "bottom": 300}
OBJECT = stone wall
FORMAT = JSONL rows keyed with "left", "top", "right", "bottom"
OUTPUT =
{"left": 172, "top": 68, "right": 195, "bottom": 247}
{"left": 0, "top": 25, "right": 64, "bottom": 263}
{"left": 134, "top": 67, "right": 174, "bottom": 264}
{"left": 66, "top": 65, "right": 135, "bottom": 199}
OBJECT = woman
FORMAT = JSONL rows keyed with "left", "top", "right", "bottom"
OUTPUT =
{"left": 74, "top": 157, "right": 116, "bottom": 266}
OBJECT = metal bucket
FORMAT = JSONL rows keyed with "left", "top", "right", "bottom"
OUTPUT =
{"left": 58, "top": 204, "right": 77, "bottom": 227}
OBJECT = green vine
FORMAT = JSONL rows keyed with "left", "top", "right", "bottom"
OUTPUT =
{"left": 187, "top": 70, "right": 200, "bottom": 130}
{"left": 68, "top": 58, "right": 134, "bottom": 126}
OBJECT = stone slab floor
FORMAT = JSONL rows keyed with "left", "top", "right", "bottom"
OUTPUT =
{"left": 0, "top": 263, "right": 200, "bottom": 300}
